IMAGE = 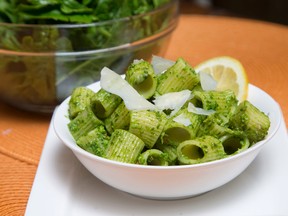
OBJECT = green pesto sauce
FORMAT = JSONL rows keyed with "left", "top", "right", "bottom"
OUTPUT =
{"left": 66, "top": 57, "right": 270, "bottom": 166}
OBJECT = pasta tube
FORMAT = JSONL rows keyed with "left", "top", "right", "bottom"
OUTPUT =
{"left": 161, "top": 109, "right": 204, "bottom": 146}
{"left": 68, "top": 106, "right": 104, "bottom": 141}
{"left": 76, "top": 125, "right": 110, "bottom": 157}
{"left": 161, "top": 124, "right": 191, "bottom": 146}
{"left": 177, "top": 135, "right": 226, "bottom": 165}
{"left": 197, "top": 112, "right": 230, "bottom": 137}
{"left": 220, "top": 134, "right": 250, "bottom": 155}
{"left": 104, "top": 101, "right": 130, "bottom": 134}
{"left": 125, "top": 60, "right": 157, "bottom": 99}
{"left": 229, "top": 100, "right": 270, "bottom": 144}
{"left": 156, "top": 58, "right": 200, "bottom": 95}
{"left": 197, "top": 112, "right": 249, "bottom": 155}
{"left": 105, "top": 129, "right": 145, "bottom": 164}
{"left": 68, "top": 87, "right": 95, "bottom": 119}
{"left": 91, "top": 88, "right": 122, "bottom": 119}
{"left": 193, "top": 89, "right": 238, "bottom": 113}
{"left": 138, "top": 149, "right": 169, "bottom": 166}
{"left": 155, "top": 142, "right": 178, "bottom": 165}
{"left": 129, "top": 110, "right": 167, "bottom": 148}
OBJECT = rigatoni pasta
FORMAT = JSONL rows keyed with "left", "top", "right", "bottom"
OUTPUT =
{"left": 125, "top": 59, "right": 157, "bottom": 99}
{"left": 156, "top": 58, "right": 200, "bottom": 94}
{"left": 105, "top": 129, "right": 145, "bottom": 164}
{"left": 104, "top": 101, "right": 130, "bottom": 134}
{"left": 161, "top": 108, "right": 205, "bottom": 146}
{"left": 91, "top": 88, "right": 122, "bottom": 119}
{"left": 66, "top": 56, "right": 271, "bottom": 166}
{"left": 155, "top": 142, "right": 178, "bottom": 165}
{"left": 192, "top": 89, "right": 238, "bottom": 114}
{"left": 76, "top": 125, "right": 110, "bottom": 157}
{"left": 229, "top": 100, "right": 270, "bottom": 144}
{"left": 138, "top": 149, "right": 169, "bottom": 166}
{"left": 68, "top": 87, "right": 95, "bottom": 119}
{"left": 197, "top": 112, "right": 231, "bottom": 138}
{"left": 129, "top": 110, "right": 167, "bottom": 149}
{"left": 177, "top": 135, "right": 226, "bottom": 165}
{"left": 68, "top": 106, "right": 104, "bottom": 141}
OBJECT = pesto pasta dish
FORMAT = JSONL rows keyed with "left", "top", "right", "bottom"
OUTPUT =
{"left": 66, "top": 56, "right": 270, "bottom": 166}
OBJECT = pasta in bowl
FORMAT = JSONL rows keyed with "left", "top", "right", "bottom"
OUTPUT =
{"left": 53, "top": 57, "right": 281, "bottom": 200}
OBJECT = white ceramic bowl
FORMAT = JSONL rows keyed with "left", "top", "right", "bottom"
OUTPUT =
{"left": 53, "top": 82, "right": 281, "bottom": 200}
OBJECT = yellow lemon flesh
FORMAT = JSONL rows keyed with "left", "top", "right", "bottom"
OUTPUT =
{"left": 195, "top": 56, "right": 248, "bottom": 102}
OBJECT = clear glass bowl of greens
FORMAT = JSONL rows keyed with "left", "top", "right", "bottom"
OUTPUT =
{"left": 0, "top": 0, "right": 179, "bottom": 113}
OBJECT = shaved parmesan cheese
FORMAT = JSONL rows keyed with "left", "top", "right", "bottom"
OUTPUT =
{"left": 173, "top": 113, "right": 191, "bottom": 126}
{"left": 153, "top": 90, "right": 192, "bottom": 116}
{"left": 187, "top": 102, "right": 215, "bottom": 116}
{"left": 100, "top": 67, "right": 156, "bottom": 111}
{"left": 151, "top": 55, "right": 175, "bottom": 74}
{"left": 199, "top": 71, "right": 217, "bottom": 91}
{"left": 133, "top": 59, "right": 144, "bottom": 64}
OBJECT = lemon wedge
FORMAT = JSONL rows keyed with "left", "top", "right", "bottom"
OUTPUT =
{"left": 195, "top": 56, "right": 248, "bottom": 102}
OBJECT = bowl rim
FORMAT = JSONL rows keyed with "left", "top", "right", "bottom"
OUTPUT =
{"left": 0, "top": 0, "right": 179, "bottom": 28}
{"left": 53, "top": 83, "right": 282, "bottom": 171}
{"left": 0, "top": 18, "right": 178, "bottom": 57}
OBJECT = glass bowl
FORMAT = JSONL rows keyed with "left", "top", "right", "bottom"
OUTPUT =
{"left": 0, "top": 0, "right": 179, "bottom": 113}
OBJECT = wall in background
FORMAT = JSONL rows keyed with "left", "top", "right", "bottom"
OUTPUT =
{"left": 180, "top": 0, "right": 288, "bottom": 25}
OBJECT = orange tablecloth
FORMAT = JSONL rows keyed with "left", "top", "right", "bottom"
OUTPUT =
{"left": 1, "top": 15, "right": 287, "bottom": 215}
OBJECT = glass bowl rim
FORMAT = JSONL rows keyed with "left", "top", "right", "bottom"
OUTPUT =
{"left": 0, "top": 16, "right": 178, "bottom": 57}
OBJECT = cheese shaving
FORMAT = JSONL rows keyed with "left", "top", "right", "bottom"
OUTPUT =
{"left": 100, "top": 67, "right": 156, "bottom": 111}
{"left": 133, "top": 59, "right": 144, "bottom": 64}
{"left": 187, "top": 102, "right": 215, "bottom": 116}
{"left": 199, "top": 71, "right": 217, "bottom": 91}
{"left": 173, "top": 113, "right": 191, "bottom": 126}
{"left": 153, "top": 90, "right": 192, "bottom": 116}
{"left": 151, "top": 55, "right": 175, "bottom": 74}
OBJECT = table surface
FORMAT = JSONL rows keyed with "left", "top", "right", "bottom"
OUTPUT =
{"left": 1, "top": 14, "right": 288, "bottom": 215}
